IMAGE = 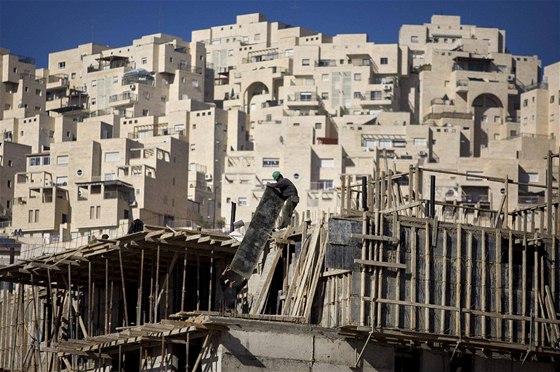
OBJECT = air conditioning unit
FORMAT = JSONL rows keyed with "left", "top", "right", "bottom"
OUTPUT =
{"left": 418, "top": 150, "right": 428, "bottom": 157}
{"left": 205, "top": 173, "right": 213, "bottom": 181}
{"left": 383, "top": 85, "right": 392, "bottom": 91}
{"left": 130, "top": 84, "right": 136, "bottom": 91}
{"left": 507, "top": 75, "right": 515, "bottom": 82}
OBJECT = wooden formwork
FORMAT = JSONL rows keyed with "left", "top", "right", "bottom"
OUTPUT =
{"left": 326, "top": 154, "right": 560, "bottom": 358}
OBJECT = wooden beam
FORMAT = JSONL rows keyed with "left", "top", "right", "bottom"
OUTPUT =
{"left": 354, "top": 259, "right": 406, "bottom": 270}
{"left": 351, "top": 233, "right": 399, "bottom": 243}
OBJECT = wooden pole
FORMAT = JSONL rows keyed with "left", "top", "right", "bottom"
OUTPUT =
{"left": 455, "top": 225, "right": 462, "bottom": 336}
{"left": 440, "top": 229, "right": 448, "bottom": 334}
{"left": 496, "top": 230, "right": 502, "bottom": 340}
{"left": 411, "top": 226, "right": 417, "bottom": 330}
{"left": 105, "top": 259, "right": 109, "bottom": 333}
{"left": 481, "top": 230, "right": 487, "bottom": 338}
{"left": 424, "top": 221, "right": 430, "bottom": 332}
{"left": 508, "top": 231, "right": 513, "bottom": 342}
{"left": 118, "top": 249, "right": 129, "bottom": 327}
{"left": 547, "top": 150, "right": 553, "bottom": 234}
{"left": 137, "top": 248, "right": 145, "bottom": 326}
{"left": 181, "top": 250, "right": 188, "bottom": 312}
{"left": 154, "top": 245, "right": 161, "bottom": 322}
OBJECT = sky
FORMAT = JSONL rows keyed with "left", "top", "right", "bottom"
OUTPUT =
{"left": 0, "top": 0, "right": 558, "bottom": 69}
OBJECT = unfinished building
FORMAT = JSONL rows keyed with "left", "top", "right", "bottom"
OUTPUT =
{"left": 1, "top": 151, "right": 560, "bottom": 371}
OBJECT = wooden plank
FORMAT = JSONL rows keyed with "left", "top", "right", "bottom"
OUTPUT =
{"left": 455, "top": 225, "right": 462, "bottom": 337}
{"left": 395, "top": 219, "right": 402, "bottom": 328}
{"left": 508, "top": 231, "right": 513, "bottom": 342}
{"left": 290, "top": 226, "right": 320, "bottom": 316}
{"left": 424, "top": 221, "right": 431, "bottom": 332}
{"left": 545, "top": 285, "right": 560, "bottom": 341}
{"left": 465, "top": 231, "right": 472, "bottom": 337}
{"left": 351, "top": 233, "right": 399, "bottom": 243}
{"left": 251, "top": 247, "right": 282, "bottom": 315}
{"left": 440, "top": 229, "right": 448, "bottom": 334}
{"left": 304, "top": 230, "right": 327, "bottom": 321}
{"left": 410, "top": 226, "right": 417, "bottom": 330}
{"left": 521, "top": 236, "right": 527, "bottom": 344}
{"left": 496, "top": 230, "right": 502, "bottom": 340}
{"left": 354, "top": 259, "right": 406, "bottom": 270}
{"left": 481, "top": 230, "right": 487, "bottom": 338}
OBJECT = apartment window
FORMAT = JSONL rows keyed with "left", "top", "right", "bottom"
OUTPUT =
{"left": 28, "top": 210, "right": 34, "bottom": 223}
{"left": 302, "top": 59, "right": 310, "bottom": 66}
{"left": 57, "top": 155, "right": 69, "bottom": 165}
{"left": 192, "top": 79, "right": 199, "bottom": 88}
{"left": 104, "top": 152, "right": 120, "bottom": 162}
{"left": 285, "top": 49, "right": 293, "bottom": 57}
{"left": 35, "top": 89, "right": 42, "bottom": 96}
{"left": 254, "top": 33, "right": 260, "bottom": 41}
{"left": 305, "top": 78, "right": 314, "bottom": 86}
{"left": 315, "top": 122, "right": 322, "bottom": 129}
{"left": 320, "top": 158, "right": 335, "bottom": 168}
{"left": 238, "top": 197, "right": 248, "bottom": 206}
{"left": 354, "top": 73, "right": 362, "bottom": 81}
{"left": 113, "top": 76, "right": 118, "bottom": 84}
{"left": 141, "top": 57, "right": 147, "bottom": 64}
{"left": 371, "top": 91, "right": 382, "bottom": 100}
{"left": 362, "top": 58, "right": 370, "bottom": 66}
{"left": 71, "top": 73, "right": 76, "bottom": 79}
{"left": 300, "top": 92, "right": 312, "bottom": 101}
{"left": 90, "top": 206, "right": 95, "bottom": 219}
{"left": 263, "top": 158, "right": 280, "bottom": 167}
{"left": 551, "top": 95, "right": 555, "bottom": 104}
{"left": 322, "top": 74, "right": 329, "bottom": 81}
{"left": 58, "top": 61, "right": 66, "bottom": 69}
{"left": 7, "top": 180, "right": 12, "bottom": 189}
{"left": 510, "top": 130, "right": 517, "bottom": 137}
{"left": 379, "top": 139, "right": 392, "bottom": 148}
{"left": 142, "top": 109, "right": 149, "bottom": 116}
{"left": 321, "top": 92, "right": 329, "bottom": 100}
{"left": 410, "top": 35, "right": 419, "bottom": 43}
{"left": 354, "top": 92, "right": 362, "bottom": 99}
{"left": 380, "top": 57, "right": 388, "bottom": 65}
{"left": 318, "top": 179, "right": 334, "bottom": 190}
{"left": 393, "top": 140, "right": 407, "bottom": 148}
{"left": 523, "top": 99, "right": 528, "bottom": 107}
{"left": 29, "top": 156, "right": 41, "bottom": 166}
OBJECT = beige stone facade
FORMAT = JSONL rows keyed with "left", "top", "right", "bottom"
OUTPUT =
{"left": 0, "top": 13, "right": 558, "bottom": 243}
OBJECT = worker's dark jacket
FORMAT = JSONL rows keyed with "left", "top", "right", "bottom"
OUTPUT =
{"left": 268, "top": 178, "right": 298, "bottom": 200}
{"left": 219, "top": 274, "right": 247, "bottom": 310}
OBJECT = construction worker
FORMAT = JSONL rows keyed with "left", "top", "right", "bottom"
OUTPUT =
{"left": 219, "top": 266, "right": 247, "bottom": 312}
{"left": 267, "top": 171, "right": 299, "bottom": 230}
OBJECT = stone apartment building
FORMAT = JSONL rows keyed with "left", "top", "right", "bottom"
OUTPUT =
{"left": 0, "top": 13, "right": 559, "bottom": 244}
{"left": 190, "top": 13, "right": 558, "bottom": 224}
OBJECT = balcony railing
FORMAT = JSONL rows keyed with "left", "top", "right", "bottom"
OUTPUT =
{"left": 109, "top": 92, "right": 137, "bottom": 103}
{"left": 177, "top": 63, "right": 203, "bottom": 74}
{"left": 14, "top": 54, "right": 35, "bottom": 64}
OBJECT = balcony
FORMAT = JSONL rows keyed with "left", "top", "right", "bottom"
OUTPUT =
{"left": 242, "top": 49, "right": 279, "bottom": 64}
{"left": 109, "top": 92, "right": 137, "bottom": 107}
{"left": 286, "top": 93, "right": 321, "bottom": 108}
{"left": 316, "top": 60, "right": 337, "bottom": 67}
{"left": 359, "top": 92, "right": 393, "bottom": 107}
{"left": 46, "top": 74, "right": 69, "bottom": 91}
{"left": 177, "top": 63, "right": 203, "bottom": 74}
